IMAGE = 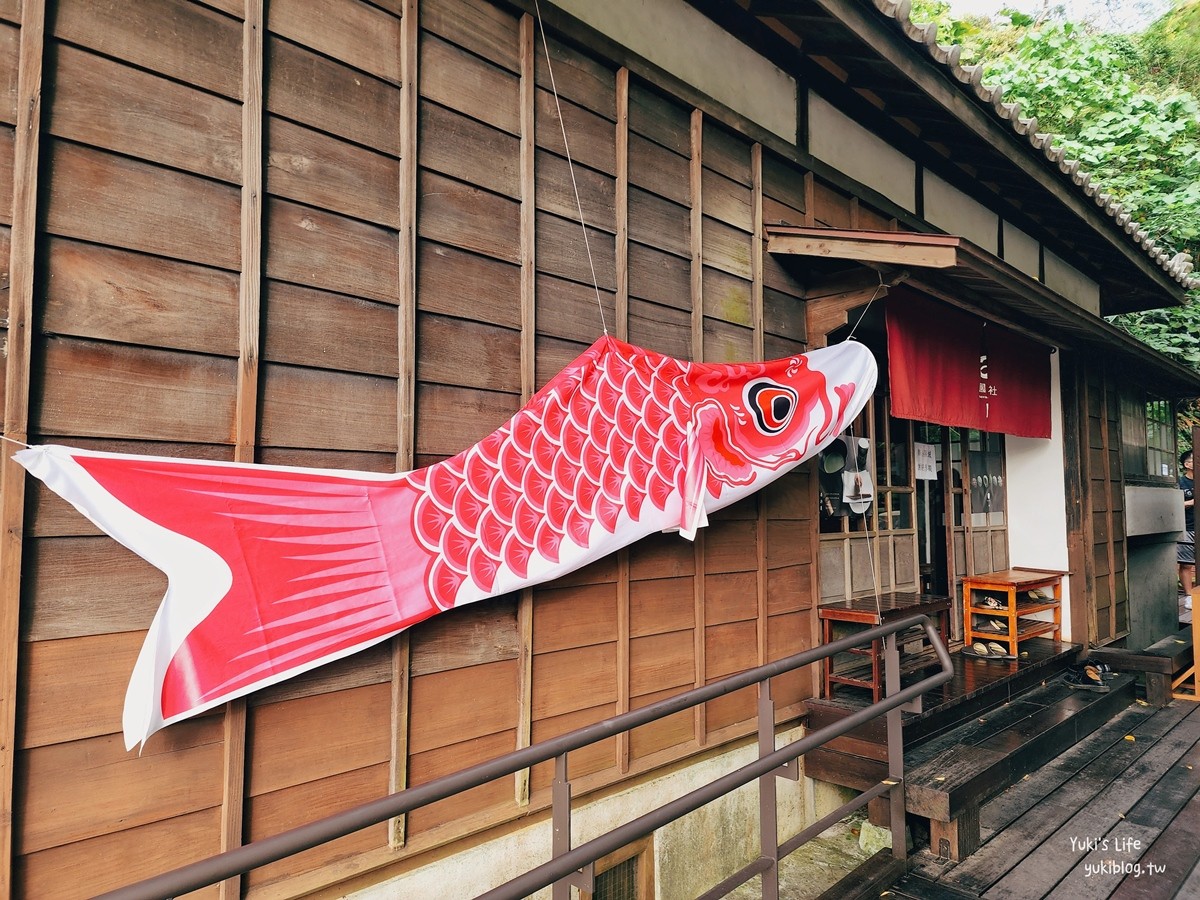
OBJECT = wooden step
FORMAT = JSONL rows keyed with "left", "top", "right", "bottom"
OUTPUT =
{"left": 813, "top": 849, "right": 907, "bottom": 900}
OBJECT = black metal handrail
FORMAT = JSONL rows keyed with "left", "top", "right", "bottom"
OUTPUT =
{"left": 96, "top": 613, "right": 953, "bottom": 900}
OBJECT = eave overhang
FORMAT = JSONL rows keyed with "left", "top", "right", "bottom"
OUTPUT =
{"left": 767, "top": 226, "right": 1200, "bottom": 398}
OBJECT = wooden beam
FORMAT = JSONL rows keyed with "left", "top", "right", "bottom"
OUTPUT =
{"left": 0, "top": 3, "right": 45, "bottom": 894}
{"left": 767, "top": 226, "right": 960, "bottom": 269}
{"left": 218, "top": 3, "right": 265, "bottom": 894}
{"left": 615, "top": 67, "right": 629, "bottom": 342}
{"left": 390, "top": 0, "right": 420, "bottom": 849}
{"left": 805, "top": 284, "right": 890, "bottom": 348}
{"left": 514, "top": 10, "right": 537, "bottom": 807}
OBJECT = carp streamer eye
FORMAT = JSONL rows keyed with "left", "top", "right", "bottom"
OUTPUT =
{"left": 747, "top": 381, "right": 798, "bottom": 435}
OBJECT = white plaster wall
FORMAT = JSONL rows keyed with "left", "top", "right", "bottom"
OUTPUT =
{"left": 1043, "top": 249, "right": 1100, "bottom": 315}
{"left": 347, "top": 727, "right": 815, "bottom": 900}
{"left": 807, "top": 91, "right": 917, "bottom": 213}
{"left": 553, "top": 0, "right": 797, "bottom": 142}
{"left": 922, "top": 171, "right": 998, "bottom": 253}
{"left": 1004, "top": 352, "right": 1075, "bottom": 637}
{"left": 1002, "top": 221, "right": 1040, "bottom": 280}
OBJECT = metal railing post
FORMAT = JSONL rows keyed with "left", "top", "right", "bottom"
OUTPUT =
{"left": 883, "top": 633, "right": 906, "bottom": 861}
{"left": 551, "top": 752, "right": 592, "bottom": 898}
{"left": 757, "top": 678, "right": 779, "bottom": 900}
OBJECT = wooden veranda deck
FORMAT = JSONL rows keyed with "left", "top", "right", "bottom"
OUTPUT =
{"left": 892, "top": 696, "right": 1200, "bottom": 899}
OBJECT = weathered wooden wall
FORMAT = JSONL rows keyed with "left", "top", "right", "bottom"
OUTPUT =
{"left": 0, "top": 0, "right": 845, "bottom": 896}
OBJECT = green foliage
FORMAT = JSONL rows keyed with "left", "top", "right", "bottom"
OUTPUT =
{"left": 911, "top": 2, "right": 1200, "bottom": 369}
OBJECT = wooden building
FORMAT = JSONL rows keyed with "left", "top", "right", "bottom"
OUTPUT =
{"left": 1, "top": 0, "right": 1198, "bottom": 897}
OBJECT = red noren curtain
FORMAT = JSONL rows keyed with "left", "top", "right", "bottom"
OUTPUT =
{"left": 886, "top": 290, "right": 1052, "bottom": 439}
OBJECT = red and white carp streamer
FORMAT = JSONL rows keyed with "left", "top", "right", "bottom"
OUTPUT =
{"left": 16, "top": 336, "right": 876, "bottom": 749}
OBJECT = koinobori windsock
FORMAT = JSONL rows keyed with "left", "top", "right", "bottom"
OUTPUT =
{"left": 15, "top": 335, "right": 877, "bottom": 749}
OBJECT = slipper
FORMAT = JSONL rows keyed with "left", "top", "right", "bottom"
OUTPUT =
{"left": 988, "top": 619, "right": 1007, "bottom": 632}
{"left": 988, "top": 642, "right": 1007, "bottom": 656}
{"left": 972, "top": 642, "right": 991, "bottom": 656}
{"left": 980, "top": 596, "right": 1003, "bottom": 609}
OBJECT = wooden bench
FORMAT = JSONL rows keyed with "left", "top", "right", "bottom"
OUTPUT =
{"left": 902, "top": 673, "right": 1135, "bottom": 860}
{"left": 1087, "top": 627, "right": 1193, "bottom": 706}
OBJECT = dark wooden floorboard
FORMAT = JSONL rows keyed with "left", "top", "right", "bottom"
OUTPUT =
{"left": 916, "top": 703, "right": 1175, "bottom": 891}
{"left": 976, "top": 705, "right": 1200, "bottom": 899}
{"left": 978, "top": 702, "right": 1182, "bottom": 840}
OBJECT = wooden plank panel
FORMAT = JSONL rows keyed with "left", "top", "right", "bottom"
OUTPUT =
{"left": 418, "top": 240, "right": 521, "bottom": 329}
{"left": 629, "top": 576, "right": 695, "bottom": 637}
{"left": 54, "top": 0, "right": 241, "bottom": 99}
{"left": 23, "top": 536, "right": 161, "bottom": 641}
{"left": 702, "top": 120, "right": 752, "bottom": 186}
{"left": 421, "top": 0, "right": 520, "bottom": 73}
{"left": 628, "top": 299, "right": 692, "bottom": 360}
{"left": 762, "top": 152, "right": 807, "bottom": 217}
{"left": 532, "top": 643, "right": 617, "bottom": 720}
{"left": 702, "top": 216, "right": 753, "bottom": 280}
{"left": 266, "top": 36, "right": 400, "bottom": 152}
{"left": 811, "top": 179, "right": 854, "bottom": 228}
{"left": 409, "top": 597, "right": 520, "bottom": 677}
{"left": 630, "top": 630, "right": 694, "bottom": 696}
{"left": 705, "top": 684, "right": 756, "bottom": 732}
{"left": 628, "top": 187, "right": 690, "bottom": 259}
{"left": 702, "top": 266, "right": 752, "bottom": 327}
{"left": 249, "top": 642, "right": 392, "bottom": 706}
{"left": 533, "top": 583, "right": 618, "bottom": 655}
{"left": 266, "top": 116, "right": 400, "bottom": 226}
{"left": 245, "top": 763, "right": 389, "bottom": 887}
{"left": 629, "top": 686, "right": 694, "bottom": 760}
{"left": 17, "top": 720, "right": 224, "bottom": 854}
{"left": 702, "top": 167, "right": 753, "bottom": 232}
{"left": 408, "top": 659, "right": 520, "bottom": 754}
{"left": 247, "top": 684, "right": 391, "bottom": 797}
{"left": 629, "top": 531, "right": 696, "bottom": 580}
{"left": 268, "top": 0, "right": 402, "bottom": 85}
{"left": 416, "top": 314, "right": 521, "bottom": 392}
{"left": 49, "top": 44, "right": 240, "bottom": 184}
{"left": 258, "top": 363, "right": 398, "bottom": 451}
{"left": 763, "top": 333, "right": 806, "bottom": 360}
{"left": 536, "top": 213, "right": 616, "bottom": 291}
{"left": 0, "top": 128, "right": 11, "bottom": 222}
{"left": 258, "top": 447, "right": 396, "bottom": 472}
{"left": 263, "top": 281, "right": 399, "bottom": 376}
{"left": 535, "top": 147, "right": 616, "bottom": 232}
{"left": 420, "top": 32, "right": 519, "bottom": 135}
{"left": 414, "top": 382, "right": 519, "bottom": 458}
{"left": 703, "top": 519, "right": 758, "bottom": 573}
{"left": 45, "top": 141, "right": 240, "bottom": 270}
{"left": 421, "top": 100, "right": 520, "bottom": 199}
{"left": 705, "top": 571, "right": 758, "bottom": 625}
{"left": 767, "top": 610, "right": 812, "bottom": 706}
{"left": 16, "top": 808, "right": 223, "bottom": 900}
{"left": 766, "top": 565, "right": 811, "bottom": 616}
{"left": 42, "top": 237, "right": 239, "bottom": 355}
{"left": 36, "top": 338, "right": 237, "bottom": 442}
{"left": 629, "top": 242, "right": 690, "bottom": 307}
{"left": 535, "top": 273, "right": 617, "bottom": 344}
{"left": 627, "top": 132, "right": 689, "bottom": 207}
{"left": 19, "top": 631, "right": 142, "bottom": 747}
{"left": 0, "top": 24, "right": 16, "bottom": 125}
{"left": 264, "top": 197, "right": 399, "bottom": 304}
{"left": 407, "top": 732, "right": 519, "bottom": 834}
{"left": 535, "top": 89, "right": 616, "bottom": 176}
{"left": 535, "top": 35, "right": 616, "bottom": 121}
{"left": 763, "top": 287, "right": 806, "bottom": 342}
{"left": 761, "top": 250, "right": 805, "bottom": 298}
{"left": 628, "top": 80, "right": 690, "bottom": 155}
{"left": 529, "top": 703, "right": 617, "bottom": 791}
{"left": 705, "top": 620, "right": 758, "bottom": 679}
{"left": 419, "top": 169, "right": 520, "bottom": 264}
{"left": 765, "top": 520, "right": 812, "bottom": 569}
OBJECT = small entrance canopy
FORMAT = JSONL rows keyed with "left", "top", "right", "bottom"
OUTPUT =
{"left": 765, "top": 225, "right": 1200, "bottom": 399}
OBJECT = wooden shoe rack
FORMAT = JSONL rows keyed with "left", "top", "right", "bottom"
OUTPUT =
{"left": 962, "top": 568, "right": 1064, "bottom": 658}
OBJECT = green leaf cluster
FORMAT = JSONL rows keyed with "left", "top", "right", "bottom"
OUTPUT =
{"left": 910, "top": 0, "right": 1200, "bottom": 370}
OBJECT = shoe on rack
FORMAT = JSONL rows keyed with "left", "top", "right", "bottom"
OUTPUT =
{"left": 972, "top": 642, "right": 991, "bottom": 656}
{"left": 987, "top": 642, "right": 1007, "bottom": 656}
{"left": 980, "top": 596, "right": 1003, "bottom": 610}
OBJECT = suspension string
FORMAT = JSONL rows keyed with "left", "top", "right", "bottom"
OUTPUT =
{"left": 843, "top": 269, "right": 887, "bottom": 343}
{"left": 1, "top": 433, "right": 32, "bottom": 450}
{"left": 532, "top": 0, "right": 608, "bottom": 335}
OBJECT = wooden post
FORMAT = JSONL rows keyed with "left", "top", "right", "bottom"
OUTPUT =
{"left": 218, "top": 3, "right": 265, "bottom": 893}
{"left": 690, "top": 108, "right": 706, "bottom": 743}
{"left": 514, "top": 10, "right": 537, "bottom": 806}
{"left": 615, "top": 66, "right": 632, "bottom": 773}
{"left": 390, "top": 0, "right": 420, "bottom": 849}
{"left": 0, "top": 3, "right": 45, "bottom": 895}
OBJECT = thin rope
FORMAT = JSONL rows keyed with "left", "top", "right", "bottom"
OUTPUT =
{"left": 843, "top": 269, "right": 887, "bottom": 343}
{"left": 532, "top": 0, "right": 608, "bottom": 335}
{"left": 1, "top": 434, "right": 32, "bottom": 450}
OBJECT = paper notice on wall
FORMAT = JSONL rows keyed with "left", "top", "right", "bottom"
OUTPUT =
{"left": 915, "top": 442, "right": 937, "bottom": 481}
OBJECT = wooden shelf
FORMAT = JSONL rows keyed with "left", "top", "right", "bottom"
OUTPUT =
{"left": 963, "top": 569, "right": 1063, "bottom": 658}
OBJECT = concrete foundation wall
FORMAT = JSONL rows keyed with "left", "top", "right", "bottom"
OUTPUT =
{"left": 348, "top": 727, "right": 829, "bottom": 900}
